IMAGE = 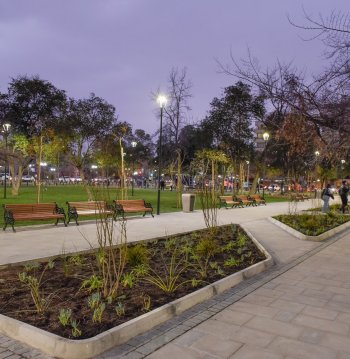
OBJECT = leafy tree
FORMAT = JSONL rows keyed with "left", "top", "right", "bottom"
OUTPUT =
{"left": 202, "top": 82, "right": 265, "bottom": 191}
{"left": 65, "top": 94, "right": 116, "bottom": 180}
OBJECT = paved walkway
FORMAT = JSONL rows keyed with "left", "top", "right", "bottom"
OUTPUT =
{"left": 2, "top": 199, "right": 350, "bottom": 359}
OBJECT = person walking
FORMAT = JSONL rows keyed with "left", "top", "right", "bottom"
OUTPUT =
{"left": 339, "top": 180, "right": 349, "bottom": 213}
{"left": 322, "top": 184, "right": 334, "bottom": 213}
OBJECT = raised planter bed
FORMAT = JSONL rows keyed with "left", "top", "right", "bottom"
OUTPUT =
{"left": 0, "top": 225, "right": 272, "bottom": 359}
{"left": 269, "top": 214, "right": 350, "bottom": 241}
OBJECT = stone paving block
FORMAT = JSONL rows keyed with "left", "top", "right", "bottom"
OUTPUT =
{"left": 322, "top": 332, "right": 350, "bottom": 353}
{"left": 269, "top": 298, "right": 305, "bottom": 313}
{"left": 5, "top": 355, "right": 21, "bottom": 359}
{"left": 212, "top": 309, "right": 253, "bottom": 326}
{"left": 274, "top": 283, "right": 305, "bottom": 295}
{"left": 146, "top": 343, "right": 203, "bottom": 359}
{"left": 240, "top": 294, "right": 276, "bottom": 306}
{"left": 279, "top": 292, "right": 328, "bottom": 307}
{"left": 324, "top": 286, "right": 350, "bottom": 295}
{"left": 337, "top": 312, "right": 350, "bottom": 325}
{"left": 338, "top": 352, "right": 350, "bottom": 359}
{"left": 0, "top": 352, "right": 15, "bottom": 359}
{"left": 195, "top": 319, "right": 240, "bottom": 340}
{"left": 228, "top": 301, "right": 279, "bottom": 318}
{"left": 294, "top": 280, "right": 324, "bottom": 291}
{"left": 268, "top": 336, "right": 337, "bottom": 359}
{"left": 302, "top": 305, "right": 338, "bottom": 320}
{"left": 122, "top": 351, "right": 144, "bottom": 359}
{"left": 230, "top": 326, "right": 275, "bottom": 347}
{"left": 273, "top": 310, "right": 298, "bottom": 323}
{"left": 299, "top": 328, "right": 325, "bottom": 344}
{"left": 244, "top": 316, "right": 303, "bottom": 339}
{"left": 293, "top": 314, "right": 349, "bottom": 335}
{"left": 190, "top": 333, "right": 242, "bottom": 358}
{"left": 333, "top": 294, "right": 350, "bottom": 305}
{"left": 326, "top": 300, "right": 350, "bottom": 314}
{"left": 252, "top": 287, "right": 284, "bottom": 299}
{"left": 173, "top": 331, "right": 205, "bottom": 347}
{"left": 229, "top": 344, "right": 284, "bottom": 359}
{"left": 302, "top": 288, "right": 334, "bottom": 301}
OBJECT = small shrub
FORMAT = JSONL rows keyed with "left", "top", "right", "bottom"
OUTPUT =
{"left": 58, "top": 308, "right": 72, "bottom": 327}
{"left": 224, "top": 257, "right": 242, "bottom": 267}
{"left": 81, "top": 275, "right": 103, "bottom": 292}
{"left": 141, "top": 294, "right": 151, "bottom": 312}
{"left": 87, "top": 292, "right": 101, "bottom": 310}
{"left": 71, "top": 320, "right": 82, "bottom": 338}
{"left": 115, "top": 302, "right": 125, "bottom": 317}
{"left": 122, "top": 272, "right": 135, "bottom": 288}
{"left": 126, "top": 244, "right": 149, "bottom": 267}
{"left": 92, "top": 303, "right": 106, "bottom": 323}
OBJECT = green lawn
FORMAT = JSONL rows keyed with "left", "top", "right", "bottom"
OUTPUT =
{"left": 0, "top": 185, "right": 289, "bottom": 228}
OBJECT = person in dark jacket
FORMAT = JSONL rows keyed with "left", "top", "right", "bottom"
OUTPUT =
{"left": 339, "top": 180, "right": 350, "bottom": 213}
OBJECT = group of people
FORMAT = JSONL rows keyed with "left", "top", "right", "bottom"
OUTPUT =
{"left": 322, "top": 180, "right": 349, "bottom": 213}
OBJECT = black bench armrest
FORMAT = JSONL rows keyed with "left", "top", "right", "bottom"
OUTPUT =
{"left": 144, "top": 202, "right": 153, "bottom": 209}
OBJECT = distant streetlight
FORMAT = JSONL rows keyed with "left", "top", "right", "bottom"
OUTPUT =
{"left": 2, "top": 123, "right": 11, "bottom": 199}
{"left": 156, "top": 94, "right": 167, "bottom": 215}
{"left": 262, "top": 132, "right": 269, "bottom": 199}
{"left": 246, "top": 160, "right": 250, "bottom": 191}
{"left": 131, "top": 141, "right": 137, "bottom": 196}
{"left": 341, "top": 159, "right": 346, "bottom": 180}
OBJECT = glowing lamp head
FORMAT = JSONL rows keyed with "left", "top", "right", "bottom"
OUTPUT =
{"left": 157, "top": 95, "right": 167, "bottom": 108}
{"left": 2, "top": 123, "right": 11, "bottom": 132}
{"left": 263, "top": 132, "right": 270, "bottom": 141}
{"left": 131, "top": 141, "right": 137, "bottom": 148}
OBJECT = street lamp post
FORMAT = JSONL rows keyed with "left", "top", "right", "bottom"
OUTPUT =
{"left": 2, "top": 123, "right": 11, "bottom": 199}
{"left": 131, "top": 141, "right": 137, "bottom": 196}
{"left": 262, "top": 132, "right": 270, "bottom": 199}
{"left": 246, "top": 160, "right": 250, "bottom": 191}
{"left": 341, "top": 159, "right": 346, "bottom": 180}
{"left": 156, "top": 95, "right": 167, "bottom": 215}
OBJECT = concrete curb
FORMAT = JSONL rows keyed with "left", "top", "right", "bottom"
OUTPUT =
{"left": 0, "top": 228, "right": 273, "bottom": 359}
{"left": 268, "top": 216, "right": 350, "bottom": 241}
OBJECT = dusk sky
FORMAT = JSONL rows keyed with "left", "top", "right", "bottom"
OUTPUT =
{"left": 0, "top": 1, "right": 348, "bottom": 135}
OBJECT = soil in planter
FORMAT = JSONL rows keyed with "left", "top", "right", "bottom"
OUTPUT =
{"left": 0, "top": 224, "right": 266, "bottom": 339}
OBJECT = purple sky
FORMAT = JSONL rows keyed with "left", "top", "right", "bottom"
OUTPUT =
{"left": 0, "top": 0, "right": 348, "bottom": 134}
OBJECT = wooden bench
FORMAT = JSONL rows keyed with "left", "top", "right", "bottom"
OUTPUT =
{"left": 290, "top": 194, "right": 309, "bottom": 202}
{"left": 3, "top": 203, "right": 66, "bottom": 232}
{"left": 249, "top": 194, "right": 266, "bottom": 205}
{"left": 235, "top": 195, "right": 256, "bottom": 207}
{"left": 113, "top": 199, "right": 154, "bottom": 218}
{"left": 66, "top": 201, "right": 114, "bottom": 225}
{"left": 218, "top": 196, "right": 242, "bottom": 209}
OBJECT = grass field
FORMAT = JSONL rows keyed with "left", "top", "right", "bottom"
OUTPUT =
{"left": 0, "top": 184, "right": 289, "bottom": 228}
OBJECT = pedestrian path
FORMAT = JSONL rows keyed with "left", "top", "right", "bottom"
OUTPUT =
{"left": 2, "top": 199, "right": 349, "bottom": 359}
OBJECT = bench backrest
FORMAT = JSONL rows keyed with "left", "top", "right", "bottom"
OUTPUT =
{"left": 4, "top": 203, "right": 57, "bottom": 214}
{"left": 115, "top": 199, "right": 146, "bottom": 207}
{"left": 250, "top": 194, "right": 263, "bottom": 200}
{"left": 219, "top": 196, "right": 233, "bottom": 201}
{"left": 67, "top": 201, "right": 107, "bottom": 211}
{"left": 236, "top": 195, "right": 251, "bottom": 201}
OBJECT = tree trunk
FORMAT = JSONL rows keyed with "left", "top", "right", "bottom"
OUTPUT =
{"left": 176, "top": 150, "right": 183, "bottom": 208}
{"left": 37, "top": 135, "right": 43, "bottom": 204}
{"left": 10, "top": 164, "right": 23, "bottom": 196}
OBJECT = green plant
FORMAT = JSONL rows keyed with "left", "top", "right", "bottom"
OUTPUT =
{"left": 126, "top": 244, "right": 149, "bottom": 267}
{"left": 164, "top": 237, "right": 177, "bottom": 252}
{"left": 122, "top": 272, "right": 135, "bottom": 288}
{"left": 68, "top": 254, "right": 84, "bottom": 266}
{"left": 144, "top": 246, "right": 191, "bottom": 293}
{"left": 216, "top": 266, "right": 225, "bottom": 276}
{"left": 58, "top": 308, "right": 72, "bottom": 327}
{"left": 236, "top": 233, "right": 248, "bottom": 248}
{"left": 141, "top": 294, "right": 151, "bottom": 312}
{"left": 87, "top": 292, "right": 101, "bottom": 309}
{"left": 191, "top": 278, "right": 201, "bottom": 287}
{"left": 115, "top": 302, "right": 125, "bottom": 317}
{"left": 71, "top": 319, "right": 82, "bottom": 337}
{"left": 223, "top": 241, "right": 236, "bottom": 252}
{"left": 133, "top": 264, "right": 149, "bottom": 278}
{"left": 18, "top": 260, "right": 55, "bottom": 313}
{"left": 93, "top": 302, "right": 106, "bottom": 323}
{"left": 81, "top": 275, "right": 103, "bottom": 292}
{"left": 190, "top": 237, "right": 219, "bottom": 278}
{"left": 224, "top": 257, "right": 242, "bottom": 267}
{"left": 209, "top": 261, "right": 218, "bottom": 269}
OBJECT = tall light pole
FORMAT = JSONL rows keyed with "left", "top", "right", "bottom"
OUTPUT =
{"left": 341, "top": 159, "right": 346, "bottom": 181}
{"left": 2, "top": 123, "right": 11, "bottom": 199}
{"left": 315, "top": 150, "right": 320, "bottom": 190}
{"left": 156, "top": 94, "right": 167, "bottom": 215}
{"left": 246, "top": 160, "right": 250, "bottom": 191}
{"left": 131, "top": 141, "right": 137, "bottom": 196}
{"left": 262, "top": 132, "right": 270, "bottom": 199}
